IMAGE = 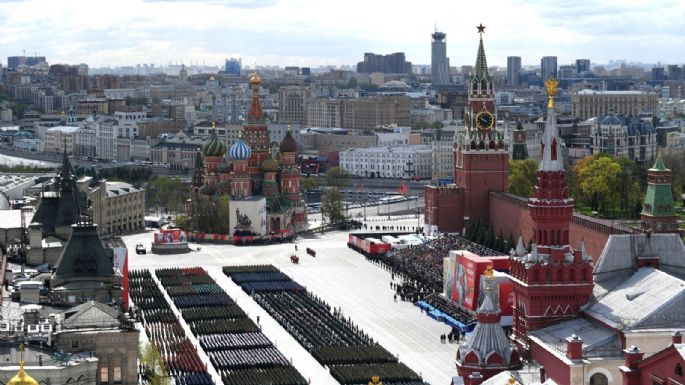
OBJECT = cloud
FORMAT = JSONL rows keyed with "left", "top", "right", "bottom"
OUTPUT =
{"left": 140, "top": 0, "right": 277, "bottom": 7}
{"left": 1, "top": 0, "right": 684, "bottom": 68}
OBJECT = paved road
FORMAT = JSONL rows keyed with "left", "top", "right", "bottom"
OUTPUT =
{"left": 123, "top": 227, "right": 457, "bottom": 385}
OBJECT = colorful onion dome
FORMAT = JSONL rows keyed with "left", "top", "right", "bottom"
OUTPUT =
{"left": 279, "top": 126, "right": 298, "bottom": 153}
{"left": 202, "top": 123, "right": 226, "bottom": 157}
{"left": 261, "top": 150, "right": 280, "bottom": 173}
{"left": 229, "top": 134, "right": 252, "bottom": 161}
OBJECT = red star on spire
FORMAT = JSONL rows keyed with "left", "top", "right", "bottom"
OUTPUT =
{"left": 477, "top": 23, "right": 486, "bottom": 33}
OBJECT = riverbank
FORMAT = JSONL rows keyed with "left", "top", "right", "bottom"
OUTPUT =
{"left": 0, "top": 146, "right": 60, "bottom": 167}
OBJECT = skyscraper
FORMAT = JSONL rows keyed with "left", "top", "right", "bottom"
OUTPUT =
{"left": 540, "top": 56, "right": 557, "bottom": 82}
{"left": 224, "top": 58, "right": 241, "bottom": 75}
{"left": 431, "top": 30, "right": 450, "bottom": 85}
{"left": 575, "top": 59, "right": 591, "bottom": 75}
{"left": 507, "top": 56, "right": 521, "bottom": 87}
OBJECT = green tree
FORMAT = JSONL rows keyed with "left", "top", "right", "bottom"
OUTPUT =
{"left": 431, "top": 121, "right": 444, "bottom": 129}
{"left": 325, "top": 167, "right": 348, "bottom": 189}
{"left": 321, "top": 187, "right": 346, "bottom": 224}
{"left": 216, "top": 195, "right": 232, "bottom": 233}
{"left": 508, "top": 159, "right": 539, "bottom": 197}
{"left": 139, "top": 343, "right": 170, "bottom": 385}
{"left": 573, "top": 154, "right": 623, "bottom": 215}
{"left": 303, "top": 176, "right": 319, "bottom": 192}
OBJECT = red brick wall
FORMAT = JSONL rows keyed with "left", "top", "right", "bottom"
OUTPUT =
{"left": 489, "top": 192, "right": 631, "bottom": 261}
{"left": 530, "top": 339, "right": 571, "bottom": 385}
{"left": 489, "top": 192, "right": 534, "bottom": 246}
{"left": 425, "top": 185, "right": 464, "bottom": 233}
{"left": 639, "top": 346, "right": 685, "bottom": 385}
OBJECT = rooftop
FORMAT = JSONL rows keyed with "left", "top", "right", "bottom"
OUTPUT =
{"left": 585, "top": 267, "right": 685, "bottom": 330}
{"left": 45, "top": 126, "right": 80, "bottom": 134}
{"left": 105, "top": 181, "right": 142, "bottom": 198}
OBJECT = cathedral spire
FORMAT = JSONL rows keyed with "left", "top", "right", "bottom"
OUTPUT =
{"left": 247, "top": 70, "right": 264, "bottom": 123}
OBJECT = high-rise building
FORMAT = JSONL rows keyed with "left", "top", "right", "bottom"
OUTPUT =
{"left": 431, "top": 30, "right": 450, "bottom": 85}
{"left": 668, "top": 64, "right": 682, "bottom": 80}
{"left": 224, "top": 57, "right": 241, "bottom": 75}
{"left": 540, "top": 56, "right": 557, "bottom": 82}
{"left": 356, "top": 52, "right": 412, "bottom": 74}
{"left": 575, "top": 59, "right": 591, "bottom": 75}
{"left": 652, "top": 66, "right": 666, "bottom": 81}
{"left": 7, "top": 55, "right": 47, "bottom": 70}
{"left": 278, "top": 86, "right": 311, "bottom": 124}
{"left": 507, "top": 56, "right": 521, "bottom": 87}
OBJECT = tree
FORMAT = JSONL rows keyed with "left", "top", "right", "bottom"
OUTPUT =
{"left": 573, "top": 154, "right": 622, "bottom": 215}
{"left": 303, "top": 176, "right": 319, "bottom": 192}
{"left": 321, "top": 187, "right": 346, "bottom": 224}
{"left": 139, "top": 343, "right": 170, "bottom": 385}
{"left": 216, "top": 195, "right": 232, "bottom": 234}
{"left": 508, "top": 159, "right": 539, "bottom": 197}
{"left": 326, "top": 167, "right": 348, "bottom": 189}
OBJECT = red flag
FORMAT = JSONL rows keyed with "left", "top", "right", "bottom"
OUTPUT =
{"left": 399, "top": 183, "right": 408, "bottom": 195}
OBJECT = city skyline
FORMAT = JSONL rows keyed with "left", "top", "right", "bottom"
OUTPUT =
{"left": 0, "top": 0, "right": 684, "bottom": 69}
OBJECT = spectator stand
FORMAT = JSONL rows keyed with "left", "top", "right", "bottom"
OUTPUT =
{"left": 155, "top": 267, "right": 307, "bottom": 385}
{"left": 224, "top": 265, "right": 430, "bottom": 385}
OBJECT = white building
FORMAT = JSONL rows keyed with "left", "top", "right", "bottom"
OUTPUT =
{"left": 95, "top": 118, "right": 118, "bottom": 160}
{"left": 340, "top": 145, "right": 432, "bottom": 179}
{"left": 75, "top": 125, "right": 96, "bottom": 157}
{"left": 44, "top": 126, "right": 79, "bottom": 154}
{"left": 113, "top": 111, "right": 146, "bottom": 138}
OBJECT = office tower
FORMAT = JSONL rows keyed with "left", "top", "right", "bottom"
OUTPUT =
{"left": 652, "top": 67, "right": 666, "bottom": 81}
{"left": 541, "top": 56, "right": 557, "bottom": 81}
{"left": 575, "top": 59, "right": 590, "bottom": 75}
{"left": 356, "top": 52, "right": 412, "bottom": 74}
{"left": 224, "top": 57, "right": 241, "bottom": 75}
{"left": 507, "top": 56, "right": 521, "bottom": 87}
{"left": 667, "top": 65, "right": 682, "bottom": 80}
{"left": 431, "top": 30, "right": 450, "bottom": 85}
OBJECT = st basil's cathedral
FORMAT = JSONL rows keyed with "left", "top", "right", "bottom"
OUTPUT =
{"left": 187, "top": 71, "right": 307, "bottom": 238}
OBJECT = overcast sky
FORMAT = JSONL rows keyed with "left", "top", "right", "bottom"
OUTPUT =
{"left": 1, "top": 0, "right": 684, "bottom": 68}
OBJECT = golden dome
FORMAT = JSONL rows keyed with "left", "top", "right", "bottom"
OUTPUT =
{"left": 9, "top": 346, "right": 39, "bottom": 385}
{"left": 250, "top": 70, "right": 261, "bottom": 87}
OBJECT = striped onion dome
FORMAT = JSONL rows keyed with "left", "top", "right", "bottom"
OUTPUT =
{"left": 202, "top": 128, "right": 226, "bottom": 157}
{"left": 261, "top": 151, "right": 279, "bottom": 173}
{"left": 229, "top": 137, "right": 252, "bottom": 160}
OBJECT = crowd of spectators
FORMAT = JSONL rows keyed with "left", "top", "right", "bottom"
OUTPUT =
{"left": 366, "top": 234, "right": 500, "bottom": 295}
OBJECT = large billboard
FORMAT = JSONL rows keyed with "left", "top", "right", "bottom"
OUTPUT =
{"left": 443, "top": 250, "right": 514, "bottom": 320}
{"left": 153, "top": 228, "right": 187, "bottom": 244}
{"left": 229, "top": 197, "right": 267, "bottom": 236}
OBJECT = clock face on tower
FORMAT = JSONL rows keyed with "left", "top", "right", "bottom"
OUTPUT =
{"left": 476, "top": 111, "right": 494, "bottom": 131}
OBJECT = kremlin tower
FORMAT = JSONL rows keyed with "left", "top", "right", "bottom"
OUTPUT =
{"left": 640, "top": 154, "right": 677, "bottom": 233}
{"left": 424, "top": 24, "right": 509, "bottom": 235}
{"left": 456, "top": 267, "right": 521, "bottom": 384}
{"left": 509, "top": 76, "right": 594, "bottom": 350}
